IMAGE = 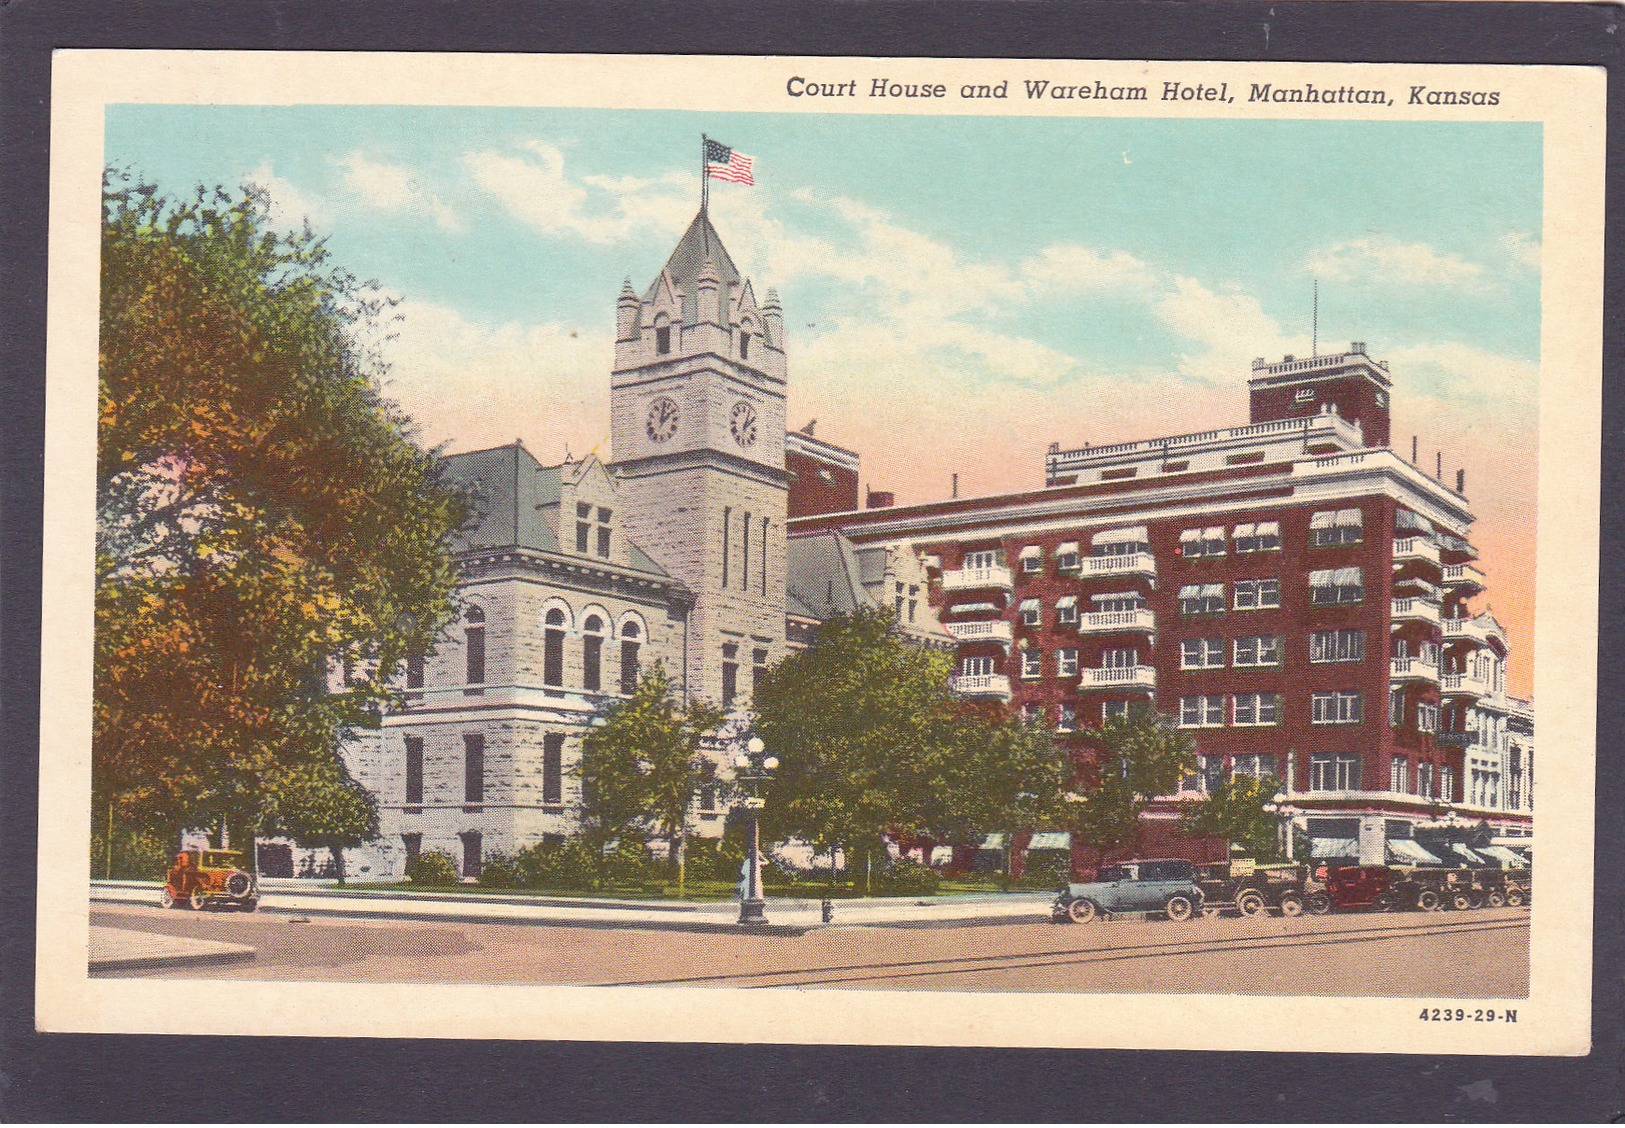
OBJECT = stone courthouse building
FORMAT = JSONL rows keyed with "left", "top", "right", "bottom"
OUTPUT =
{"left": 312, "top": 207, "right": 1529, "bottom": 882}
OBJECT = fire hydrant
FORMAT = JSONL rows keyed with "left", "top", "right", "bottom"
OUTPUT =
{"left": 821, "top": 898, "right": 835, "bottom": 923}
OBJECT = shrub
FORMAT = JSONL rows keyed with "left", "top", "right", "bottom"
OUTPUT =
{"left": 601, "top": 837, "right": 660, "bottom": 887}
{"left": 405, "top": 849, "right": 459, "bottom": 886}
{"left": 477, "top": 852, "right": 519, "bottom": 889}
{"left": 89, "top": 826, "right": 176, "bottom": 881}
{"left": 1016, "top": 852, "right": 1072, "bottom": 890}
{"left": 699, "top": 837, "right": 747, "bottom": 882}
{"left": 513, "top": 838, "right": 599, "bottom": 891}
{"left": 876, "top": 857, "right": 941, "bottom": 896}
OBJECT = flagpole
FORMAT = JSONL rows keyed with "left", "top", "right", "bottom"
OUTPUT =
{"left": 701, "top": 133, "right": 709, "bottom": 215}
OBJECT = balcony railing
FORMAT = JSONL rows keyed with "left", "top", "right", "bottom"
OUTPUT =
{"left": 1442, "top": 563, "right": 1487, "bottom": 592}
{"left": 1083, "top": 551, "right": 1157, "bottom": 579}
{"left": 1441, "top": 671, "right": 1495, "bottom": 699}
{"left": 1390, "top": 597, "right": 1441, "bottom": 625}
{"left": 940, "top": 565, "right": 1014, "bottom": 594}
{"left": 1390, "top": 656, "right": 1440, "bottom": 683}
{"left": 1078, "top": 665, "right": 1157, "bottom": 690}
{"left": 1078, "top": 608, "right": 1157, "bottom": 635}
{"left": 1392, "top": 537, "right": 1442, "bottom": 567}
{"left": 1437, "top": 730, "right": 1474, "bottom": 747}
{"left": 949, "top": 673, "right": 1013, "bottom": 702}
{"left": 944, "top": 620, "right": 1014, "bottom": 649}
{"left": 1443, "top": 618, "right": 1504, "bottom": 648}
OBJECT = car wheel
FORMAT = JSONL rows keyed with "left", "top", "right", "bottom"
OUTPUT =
{"left": 1506, "top": 888, "right": 1525, "bottom": 907}
{"left": 1067, "top": 898, "right": 1098, "bottom": 924}
{"left": 1164, "top": 894, "right": 1195, "bottom": 922}
{"left": 1278, "top": 893, "right": 1305, "bottom": 918}
{"left": 1451, "top": 892, "right": 1474, "bottom": 911}
{"left": 1416, "top": 889, "right": 1441, "bottom": 912}
{"left": 1307, "top": 892, "right": 1332, "bottom": 915}
{"left": 160, "top": 886, "right": 177, "bottom": 910}
{"left": 1235, "top": 890, "right": 1267, "bottom": 918}
{"left": 188, "top": 887, "right": 209, "bottom": 911}
{"left": 1485, "top": 889, "right": 1505, "bottom": 908}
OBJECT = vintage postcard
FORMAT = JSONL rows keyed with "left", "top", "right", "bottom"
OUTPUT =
{"left": 36, "top": 49, "right": 1602, "bottom": 1055}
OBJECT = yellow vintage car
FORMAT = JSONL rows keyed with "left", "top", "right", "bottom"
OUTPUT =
{"left": 161, "top": 849, "right": 259, "bottom": 912}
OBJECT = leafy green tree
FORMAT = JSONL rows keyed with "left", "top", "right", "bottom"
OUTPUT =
{"left": 94, "top": 170, "right": 469, "bottom": 853}
{"left": 1060, "top": 711, "right": 1196, "bottom": 860}
{"left": 754, "top": 608, "right": 1072, "bottom": 890}
{"left": 259, "top": 756, "right": 382, "bottom": 884}
{"left": 1182, "top": 773, "right": 1284, "bottom": 861}
{"left": 578, "top": 662, "right": 724, "bottom": 894}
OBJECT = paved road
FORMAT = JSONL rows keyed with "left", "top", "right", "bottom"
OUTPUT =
{"left": 91, "top": 903, "right": 1529, "bottom": 996}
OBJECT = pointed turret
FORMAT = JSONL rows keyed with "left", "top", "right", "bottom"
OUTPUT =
{"left": 762, "top": 287, "right": 783, "bottom": 349}
{"left": 616, "top": 277, "right": 640, "bottom": 341}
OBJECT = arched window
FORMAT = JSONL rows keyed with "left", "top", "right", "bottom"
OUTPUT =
{"left": 544, "top": 607, "right": 566, "bottom": 688}
{"left": 464, "top": 606, "right": 485, "bottom": 696}
{"left": 582, "top": 613, "right": 606, "bottom": 692}
{"left": 619, "top": 619, "right": 642, "bottom": 694}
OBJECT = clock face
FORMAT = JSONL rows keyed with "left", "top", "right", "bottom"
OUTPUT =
{"left": 646, "top": 396, "right": 679, "bottom": 442}
{"left": 730, "top": 400, "right": 759, "bottom": 448}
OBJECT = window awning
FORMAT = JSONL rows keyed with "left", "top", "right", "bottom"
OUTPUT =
{"left": 1200, "top": 583, "right": 1224, "bottom": 598}
{"left": 1308, "top": 569, "right": 1334, "bottom": 586}
{"left": 1332, "top": 567, "right": 1363, "bottom": 585}
{"left": 1310, "top": 838, "right": 1359, "bottom": 859}
{"left": 1092, "top": 526, "right": 1148, "bottom": 545}
{"left": 1310, "top": 510, "right": 1338, "bottom": 529}
{"left": 1055, "top": 595, "right": 1078, "bottom": 610}
{"left": 1232, "top": 522, "right": 1256, "bottom": 539}
{"left": 1178, "top": 584, "right": 1202, "bottom": 599}
{"left": 1256, "top": 520, "right": 1280, "bottom": 537}
{"left": 1092, "top": 591, "right": 1142, "bottom": 602}
{"left": 1438, "top": 532, "right": 1477, "bottom": 558}
{"left": 1395, "top": 508, "right": 1431, "bottom": 533}
{"left": 1019, "top": 545, "right": 1042, "bottom": 560}
{"left": 1018, "top": 598, "right": 1041, "bottom": 612}
{"left": 1386, "top": 840, "right": 1442, "bottom": 865}
{"left": 1336, "top": 508, "right": 1364, "bottom": 527}
{"left": 980, "top": 833, "right": 1006, "bottom": 850}
{"left": 1203, "top": 525, "right": 1223, "bottom": 539}
{"left": 1180, "top": 528, "right": 1201, "bottom": 543}
{"left": 949, "top": 601, "right": 999, "bottom": 614}
{"left": 1057, "top": 541, "right": 1079, "bottom": 556}
{"left": 1027, "top": 831, "right": 1072, "bottom": 851}
{"left": 930, "top": 846, "right": 955, "bottom": 865}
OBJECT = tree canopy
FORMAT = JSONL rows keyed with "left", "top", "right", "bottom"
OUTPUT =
{"left": 1181, "top": 772, "right": 1284, "bottom": 861}
{"left": 752, "top": 609, "right": 1070, "bottom": 855}
{"left": 1059, "top": 710, "right": 1196, "bottom": 856}
{"left": 94, "top": 170, "right": 469, "bottom": 849}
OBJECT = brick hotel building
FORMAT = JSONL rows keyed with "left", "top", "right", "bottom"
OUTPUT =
{"left": 312, "top": 210, "right": 1531, "bottom": 879}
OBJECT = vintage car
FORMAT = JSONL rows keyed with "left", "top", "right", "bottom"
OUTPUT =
{"left": 162, "top": 849, "right": 260, "bottom": 911}
{"left": 1322, "top": 865, "right": 1399, "bottom": 911}
{"left": 1052, "top": 858, "right": 1205, "bottom": 924}
{"left": 1195, "top": 859, "right": 1314, "bottom": 918}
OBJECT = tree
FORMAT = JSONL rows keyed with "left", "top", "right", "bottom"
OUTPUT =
{"left": 260, "top": 756, "right": 382, "bottom": 884}
{"left": 753, "top": 608, "right": 1071, "bottom": 888}
{"left": 94, "top": 170, "right": 469, "bottom": 851}
{"left": 1060, "top": 711, "right": 1196, "bottom": 860}
{"left": 1182, "top": 773, "right": 1284, "bottom": 861}
{"left": 578, "top": 662, "right": 724, "bottom": 894}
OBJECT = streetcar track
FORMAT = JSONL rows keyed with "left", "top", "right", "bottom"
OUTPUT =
{"left": 593, "top": 915, "right": 1529, "bottom": 988}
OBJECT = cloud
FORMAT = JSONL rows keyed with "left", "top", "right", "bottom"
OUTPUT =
{"left": 1306, "top": 237, "right": 1486, "bottom": 288}
{"left": 1153, "top": 276, "right": 1297, "bottom": 385}
{"left": 1383, "top": 339, "right": 1539, "bottom": 410}
{"left": 1500, "top": 231, "right": 1541, "bottom": 270}
{"left": 245, "top": 162, "right": 327, "bottom": 233}
{"left": 463, "top": 140, "right": 691, "bottom": 245}
{"left": 1018, "top": 243, "right": 1158, "bottom": 295}
{"left": 336, "top": 153, "right": 464, "bottom": 232}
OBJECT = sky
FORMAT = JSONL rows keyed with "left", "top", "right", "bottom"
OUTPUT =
{"left": 105, "top": 105, "right": 1542, "bottom": 694}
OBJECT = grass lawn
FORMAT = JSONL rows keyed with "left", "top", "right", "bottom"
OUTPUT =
{"left": 346, "top": 873, "right": 1052, "bottom": 901}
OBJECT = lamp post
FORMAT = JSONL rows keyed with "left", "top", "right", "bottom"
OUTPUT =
{"left": 733, "top": 736, "right": 779, "bottom": 926}
{"left": 1263, "top": 792, "right": 1302, "bottom": 862}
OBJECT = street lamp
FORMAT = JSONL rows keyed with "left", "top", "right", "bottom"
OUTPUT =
{"left": 733, "top": 736, "right": 779, "bottom": 926}
{"left": 1262, "top": 791, "right": 1302, "bottom": 862}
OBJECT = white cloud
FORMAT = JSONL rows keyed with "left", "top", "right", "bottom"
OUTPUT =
{"left": 463, "top": 141, "right": 691, "bottom": 245}
{"left": 1153, "top": 276, "right": 1297, "bottom": 385}
{"left": 1383, "top": 339, "right": 1538, "bottom": 409}
{"left": 1018, "top": 243, "right": 1157, "bottom": 295}
{"left": 1306, "top": 237, "right": 1486, "bottom": 288}
{"left": 245, "top": 162, "right": 327, "bottom": 233}
{"left": 336, "top": 153, "right": 464, "bottom": 233}
{"left": 1500, "top": 231, "right": 1541, "bottom": 270}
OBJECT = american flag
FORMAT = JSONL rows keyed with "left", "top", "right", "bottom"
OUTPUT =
{"left": 704, "top": 139, "right": 755, "bottom": 186}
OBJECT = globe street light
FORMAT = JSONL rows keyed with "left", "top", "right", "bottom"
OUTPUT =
{"left": 734, "top": 737, "right": 778, "bottom": 926}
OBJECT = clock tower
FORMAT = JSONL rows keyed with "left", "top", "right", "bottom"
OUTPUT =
{"left": 609, "top": 210, "right": 788, "bottom": 707}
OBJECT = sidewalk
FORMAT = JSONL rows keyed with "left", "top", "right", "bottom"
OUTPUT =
{"left": 91, "top": 880, "right": 1053, "bottom": 934}
{"left": 90, "top": 925, "right": 256, "bottom": 972}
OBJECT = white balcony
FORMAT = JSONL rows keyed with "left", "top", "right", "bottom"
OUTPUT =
{"left": 1079, "top": 608, "right": 1157, "bottom": 635}
{"left": 944, "top": 619, "right": 1014, "bottom": 650}
{"left": 1083, "top": 551, "right": 1157, "bottom": 580}
{"left": 1443, "top": 617, "right": 1504, "bottom": 649}
{"left": 1392, "top": 537, "right": 1442, "bottom": 567}
{"left": 941, "top": 564, "right": 1014, "bottom": 594}
{"left": 1078, "top": 665, "right": 1157, "bottom": 690}
{"left": 949, "top": 673, "right": 1013, "bottom": 702}
{"left": 1442, "top": 563, "right": 1488, "bottom": 592}
{"left": 1390, "top": 597, "right": 1441, "bottom": 625}
{"left": 1442, "top": 670, "right": 1495, "bottom": 700}
{"left": 1390, "top": 656, "right": 1440, "bottom": 683}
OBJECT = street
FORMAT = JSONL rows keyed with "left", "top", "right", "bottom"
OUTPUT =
{"left": 91, "top": 903, "right": 1529, "bottom": 996}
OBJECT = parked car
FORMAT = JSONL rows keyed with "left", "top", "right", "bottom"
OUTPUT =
{"left": 1322, "top": 865, "right": 1399, "bottom": 912}
{"left": 1052, "top": 859, "right": 1205, "bottom": 924}
{"left": 162, "top": 849, "right": 260, "bottom": 911}
{"left": 1196, "top": 859, "right": 1314, "bottom": 918}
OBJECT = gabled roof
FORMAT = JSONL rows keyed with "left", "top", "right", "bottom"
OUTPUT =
{"left": 644, "top": 210, "right": 743, "bottom": 325}
{"left": 785, "top": 530, "right": 875, "bottom": 620}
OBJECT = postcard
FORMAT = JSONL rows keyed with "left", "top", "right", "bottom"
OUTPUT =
{"left": 36, "top": 50, "right": 1602, "bottom": 1055}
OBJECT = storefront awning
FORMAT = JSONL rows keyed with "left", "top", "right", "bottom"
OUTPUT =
{"left": 1311, "top": 838, "right": 1359, "bottom": 859}
{"left": 1027, "top": 832, "right": 1072, "bottom": 851}
{"left": 1478, "top": 845, "right": 1528, "bottom": 868}
{"left": 1449, "top": 843, "right": 1487, "bottom": 865}
{"left": 1386, "top": 840, "right": 1442, "bottom": 865}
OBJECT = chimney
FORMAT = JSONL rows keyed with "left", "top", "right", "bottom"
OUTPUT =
{"left": 1436, "top": 452, "right": 1443, "bottom": 481}
{"left": 865, "top": 489, "right": 895, "bottom": 509}
{"left": 951, "top": 473, "right": 959, "bottom": 499}
{"left": 1411, "top": 436, "right": 1418, "bottom": 466}
{"left": 1456, "top": 468, "right": 1466, "bottom": 495}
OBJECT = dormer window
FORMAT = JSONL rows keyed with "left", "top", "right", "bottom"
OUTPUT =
{"left": 654, "top": 315, "right": 672, "bottom": 355}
